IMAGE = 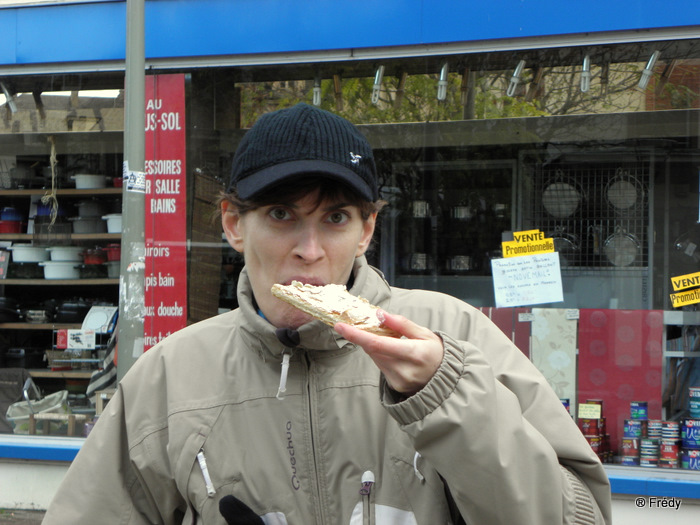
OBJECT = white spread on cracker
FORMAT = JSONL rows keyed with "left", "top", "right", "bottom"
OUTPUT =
{"left": 272, "top": 280, "right": 383, "bottom": 331}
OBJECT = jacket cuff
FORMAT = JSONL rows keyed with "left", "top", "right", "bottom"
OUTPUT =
{"left": 380, "top": 331, "right": 464, "bottom": 425}
{"left": 561, "top": 465, "right": 600, "bottom": 525}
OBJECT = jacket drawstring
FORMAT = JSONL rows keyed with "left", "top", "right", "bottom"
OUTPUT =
{"left": 196, "top": 450, "right": 216, "bottom": 497}
{"left": 274, "top": 328, "right": 300, "bottom": 400}
{"left": 413, "top": 451, "right": 425, "bottom": 482}
{"left": 276, "top": 350, "right": 291, "bottom": 400}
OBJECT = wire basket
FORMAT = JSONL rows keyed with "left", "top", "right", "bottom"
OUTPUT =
{"left": 33, "top": 219, "right": 72, "bottom": 246}
{"left": 45, "top": 350, "right": 95, "bottom": 370}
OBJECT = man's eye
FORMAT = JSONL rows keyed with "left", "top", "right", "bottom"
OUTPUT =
{"left": 269, "top": 208, "right": 291, "bottom": 220}
{"left": 327, "top": 211, "right": 349, "bottom": 224}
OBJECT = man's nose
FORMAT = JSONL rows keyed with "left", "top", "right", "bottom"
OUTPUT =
{"left": 293, "top": 226, "right": 324, "bottom": 262}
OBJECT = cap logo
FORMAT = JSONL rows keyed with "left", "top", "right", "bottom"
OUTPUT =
{"left": 349, "top": 152, "right": 362, "bottom": 165}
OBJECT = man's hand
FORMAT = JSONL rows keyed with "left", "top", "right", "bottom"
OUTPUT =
{"left": 335, "top": 311, "right": 443, "bottom": 396}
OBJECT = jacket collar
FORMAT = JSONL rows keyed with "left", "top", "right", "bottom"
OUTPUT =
{"left": 236, "top": 256, "right": 393, "bottom": 359}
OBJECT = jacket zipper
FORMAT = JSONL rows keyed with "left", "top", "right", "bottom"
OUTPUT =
{"left": 304, "top": 352, "right": 326, "bottom": 524}
{"left": 359, "top": 470, "right": 375, "bottom": 525}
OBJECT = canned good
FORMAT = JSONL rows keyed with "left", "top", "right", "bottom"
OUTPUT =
{"left": 662, "top": 421, "right": 680, "bottom": 440}
{"left": 690, "top": 400, "right": 700, "bottom": 419}
{"left": 681, "top": 449, "right": 700, "bottom": 470}
{"left": 689, "top": 388, "right": 700, "bottom": 418}
{"left": 640, "top": 457, "right": 658, "bottom": 468}
{"left": 579, "top": 418, "right": 600, "bottom": 436}
{"left": 630, "top": 401, "right": 648, "bottom": 421}
{"left": 659, "top": 457, "right": 679, "bottom": 469}
{"left": 621, "top": 438, "right": 640, "bottom": 457}
{"left": 598, "top": 417, "right": 606, "bottom": 436}
{"left": 641, "top": 438, "right": 659, "bottom": 450}
{"left": 681, "top": 419, "right": 700, "bottom": 449}
{"left": 660, "top": 439, "right": 680, "bottom": 460}
{"left": 647, "top": 420, "right": 663, "bottom": 438}
{"left": 623, "top": 419, "right": 645, "bottom": 438}
{"left": 586, "top": 436, "right": 602, "bottom": 453}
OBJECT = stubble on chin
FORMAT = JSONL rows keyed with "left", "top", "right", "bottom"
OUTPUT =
{"left": 277, "top": 305, "right": 314, "bottom": 330}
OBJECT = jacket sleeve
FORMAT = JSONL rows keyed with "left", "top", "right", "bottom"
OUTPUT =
{"left": 41, "top": 384, "right": 186, "bottom": 525}
{"left": 380, "top": 331, "right": 612, "bottom": 525}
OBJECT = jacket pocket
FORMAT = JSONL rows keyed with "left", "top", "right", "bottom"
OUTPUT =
{"left": 173, "top": 432, "right": 238, "bottom": 523}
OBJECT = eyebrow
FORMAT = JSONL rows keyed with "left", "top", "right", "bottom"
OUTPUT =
{"left": 276, "top": 201, "right": 352, "bottom": 213}
{"left": 323, "top": 202, "right": 352, "bottom": 212}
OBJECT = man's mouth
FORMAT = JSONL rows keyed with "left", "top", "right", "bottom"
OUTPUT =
{"left": 282, "top": 277, "right": 325, "bottom": 286}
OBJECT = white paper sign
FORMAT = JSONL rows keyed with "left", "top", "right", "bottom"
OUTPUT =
{"left": 491, "top": 252, "right": 564, "bottom": 307}
{"left": 124, "top": 160, "right": 146, "bottom": 193}
{"left": 66, "top": 329, "right": 96, "bottom": 350}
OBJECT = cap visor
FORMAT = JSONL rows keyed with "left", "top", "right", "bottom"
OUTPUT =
{"left": 235, "top": 160, "right": 374, "bottom": 201}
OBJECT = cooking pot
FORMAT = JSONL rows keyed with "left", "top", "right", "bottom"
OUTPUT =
{"left": 0, "top": 297, "right": 21, "bottom": 322}
{"left": 83, "top": 248, "right": 107, "bottom": 265}
{"left": 445, "top": 255, "right": 473, "bottom": 274}
{"left": 0, "top": 296, "right": 19, "bottom": 310}
{"left": 450, "top": 206, "right": 473, "bottom": 220}
{"left": 551, "top": 228, "right": 580, "bottom": 267}
{"left": 36, "top": 202, "right": 68, "bottom": 218}
{"left": 0, "top": 307, "right": 21, "bottom": 322}
{"left": 604, "top": 227, "right": 640, "bottom": 267}
{"left": 54, "top": 300, "right": 92, "bottom": 323}
{"left": 7, "top": 262, "right": 44, "bottom": 279}
{"left": 5, "top": 348, "right": 44, "bottom": 368}
{"left": 410, "top": 200, "right": 431, "bottom": 218}
{"left": 47, "top": 246, "right": 84, "bottom": 262}
{"left": 1, "top": 207, "right": 24, "bottom": 221}
{"left": 0, "top": 220, "right": 23, "bottom": 233}
{"left": 106, "top": 260, "right": 120, "bottom": 278}
{"left": 69, "top": 216, "right": 107, "bottom": 234}
{"left": 102, "top": 213, "right": 122, "bottom": 233}
{"left": 401, "top": 253, "right": 434, "bottom": 273}
{"left": 605, "top": 169, "right": 645, "bottom": 214}
{"left": 41, "top": 165, "right": 63, "bottom": 180}
{"left": 71, "top": 174, "right": 107, "bottom": 189}
{"left": 105, "top": 243, "right": 121, "bottom": 261}
{"left": 79, "top": 263, "right": 108, "bottom": 279}
{"left": 76, "top": 199, "right": 107, "bottom": 218}
{"left": 24, "top": 309, "right": 51, "bottom": 323}
{"left": 541, "top": 171, "right": 584, "bottom": 219}
{"left": 8, "top": 244, "right": 50, "bottom": 263}
{"left": 39, "top": 261, "right": 81, "bottom": 279}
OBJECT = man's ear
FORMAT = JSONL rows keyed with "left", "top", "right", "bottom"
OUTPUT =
{"left": 356, "top": 212, "right": 377, "bottom": 257}
{"left": 221, "top": 201, "right": 245, "bottom": 253}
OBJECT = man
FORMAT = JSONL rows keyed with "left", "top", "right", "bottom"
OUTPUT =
{"left": 43, "top": 103, "right": 611, "bottom": 524}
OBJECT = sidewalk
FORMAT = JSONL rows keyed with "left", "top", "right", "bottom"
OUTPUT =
{"left": 0, "top": 510, "right": 45, "bottom": 524}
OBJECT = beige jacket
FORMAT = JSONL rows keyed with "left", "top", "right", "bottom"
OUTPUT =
{"left": 43, "top": 257, "right": 611, "bottom": 524}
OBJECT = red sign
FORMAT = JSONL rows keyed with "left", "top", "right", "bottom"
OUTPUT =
{"left": 144, "top": 74, "right": 187, "bottom": 350}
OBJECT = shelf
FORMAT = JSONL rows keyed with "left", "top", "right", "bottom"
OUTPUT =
{"left": 664, "top": 310, "right": 700, "bottom": 325}
{"left": 0, "top": 233, "right": 121, "bottom": 242}
{"left": 0, "top": 323, "right": 82, "bottom": 330}
{"left": 28, "top": 370, "right": 93, "bottom": 379}
{"left": 664, "top": 351, "right": 700, "bottom": 358}
{"left": 0, "top": 278, "right": 118, "bottom": 285}
{"left": 0, "top": 188, "right": 122, "bottom": 197}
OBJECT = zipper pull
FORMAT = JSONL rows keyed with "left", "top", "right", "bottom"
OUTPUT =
{"left": 359, "top": 470, "right": 375, "bottom": 496}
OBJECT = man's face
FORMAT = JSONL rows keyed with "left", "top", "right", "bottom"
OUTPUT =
{"left": 222, "top": 190, "right": 376, "bottom": 329}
